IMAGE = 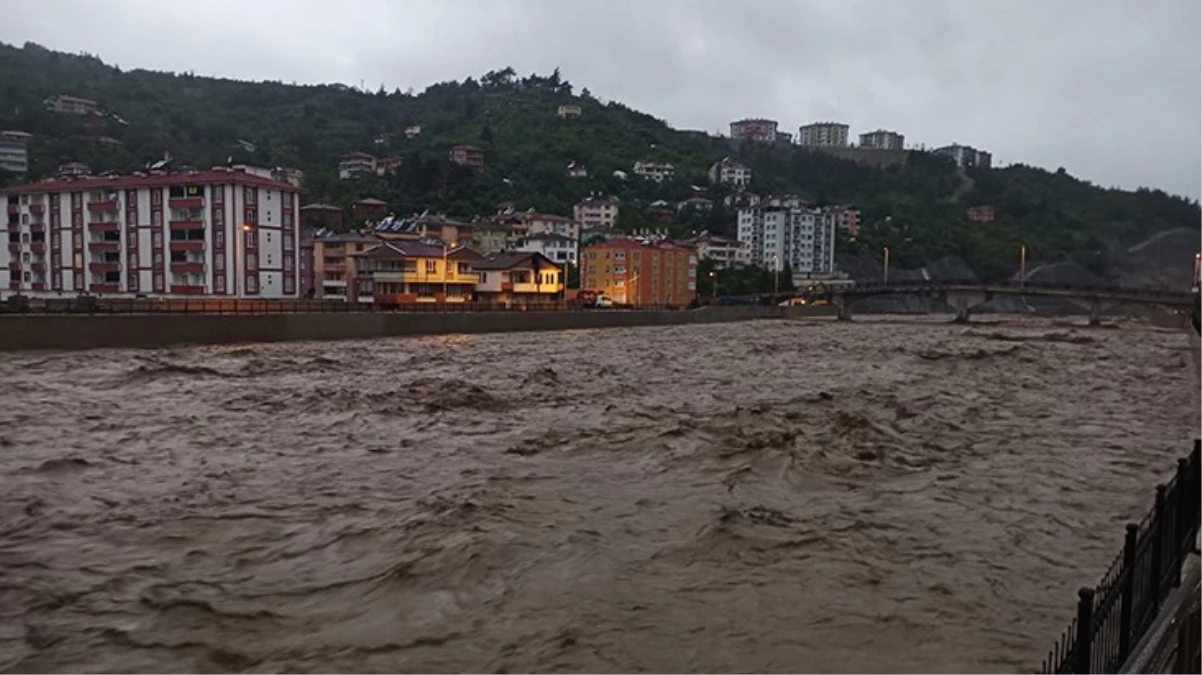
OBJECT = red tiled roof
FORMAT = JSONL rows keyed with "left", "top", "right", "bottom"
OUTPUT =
{"left": 0, "top": 169, "right": 299, "bottom": 194}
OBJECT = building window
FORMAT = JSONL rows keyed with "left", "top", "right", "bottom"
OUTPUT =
{"left": 152, "top": 231, "right": 162, "bottom": 248}
{"left": 20, "top": 233, "right": 28, "bottom": 243}
{"left": 244, "top": 187, "right": 255, "bottom": 204}
{"left": 215, "top": 230, "right": 224, "bottom": 247}
{"left": 154, "top": 273, "right": 163, "bottom": 291}
{"left": 151, "top": 190, "right": 161, "bottom": 205}
{"left": 129, "top": 252, "right": 138, "bottom": 267}
{"left": 212, "top": 187, "right": 224, "bottom": 204}
{"left": 215, "top": 256, "right": 224, "bottom": 270}
{"left": 154, "top": 252, "right": 163, "bottom": 266}
{"left": 22, "top": 271, "right": 30, "bottom": 282}
{"left": 152, "top": 211, "right": 162, "bottom": 226}
{"left": 245, "top": 232, "right": 256, "bottom": 249}
{"left": 247, "top": 276, "right": 258, "bottom": 293}
{"left": 284, "top": 277, "right": 294, "bottom": 294}
{"left": 247, "top": 256, "right": 257, "bottom": 271}
{"left": 425, "top": 260, "right": 437, "bottom": 274}
{"left": 215, "top": 276, "right": 225, "bottom": 293}
{"left": 284, "top": 256, "right": 293, "bottom": 271}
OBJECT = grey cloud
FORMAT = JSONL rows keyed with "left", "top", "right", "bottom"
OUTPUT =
{"left": 1, "top": 0, "right": 1198, "bottom": 198}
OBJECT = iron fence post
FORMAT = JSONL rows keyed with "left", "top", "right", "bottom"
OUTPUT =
{"left": 1151, "top": 485, "right": 1167, "bottom": 610}
{"left": 1076, "top": 587, "right": 1094, "bottom": 674}
{"left": 1175, "top": 457, "right": 1189, "bottom": 586}
{"left": 1119, "top": 522, "right": 1138, "bottom": 662}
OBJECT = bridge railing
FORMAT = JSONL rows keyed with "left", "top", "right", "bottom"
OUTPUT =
{"left": 1040, "top": 441, "right": 1200, "bottom": 673}
{"left": 750, "top": 281, "right": 1192, "bottom": 301}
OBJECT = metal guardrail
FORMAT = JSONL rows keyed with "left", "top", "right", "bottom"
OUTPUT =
{"left": 1041, "top": 441, "right": 1201, "bottom": 674}
{"left": 0, "top": 296, "right": 687, "bottom": 315}
{"left": 747, "top": 281, "right": 1195, "bottom": 303}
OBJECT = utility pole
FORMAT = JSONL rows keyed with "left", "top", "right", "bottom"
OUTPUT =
{"left": 883, "top": 245, "right": 890, "bottom": 286}
{"left": 772, "top": 254, "right": 779, "bottom": 297}
{"left": 709, "top": 270, "right": 717, "bottom": 300}
{"left": 1020, "top": 244, "right": 1027, "bottom": 288}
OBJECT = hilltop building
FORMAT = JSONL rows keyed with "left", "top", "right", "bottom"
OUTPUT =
{"left": 859, "top": 129, "right": 905, "bottom": 150}
{"left": 798, "top": 122, "right": 850, "bottom": 148}
{"left": 730, "top": 118, "right": 779, "bottom": 143}
{"left": 935, "top": 144, "right": 993, "bottom": 169}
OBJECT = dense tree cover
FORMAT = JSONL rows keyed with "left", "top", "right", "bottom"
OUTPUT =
{"left": 1, "top": 41, "right": 1197, "bottom": 281}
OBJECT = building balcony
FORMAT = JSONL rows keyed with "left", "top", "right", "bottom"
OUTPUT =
{"left": 169, "top": 220, "right": 205, "bottom": 231}
{"left": 511, "top": 282, "right": 561, "bottom": 294}
{"left": 169, "top": 241, "right": 205, "bottom": 251}
{"left": 7, "top": 280, "right": 18, "bottom": 290}
{"left": 86, "top": 201, "right": 119, "bottom": 212}
{"left": 6, "top": 204, "right": 19, "bottom": 215}
{"left": 29, "top": 204, "right": 44, "bottom": 215}
{"left": 30, "top": 222, "right": 45, "bottom": 233}
{"left": 170, "top": 285, "right": 207, "bottom": 295}
{"left": 323, "top": 263, "right": 348, "bottom": 274}
{"left": 30, "top": 262, "right": 46, "bottom": 272}
{"left": 88, "top": 241, "right": 120, "bottom": 252}
{"left": 90, "top": 283, "right": 120, "bottom": 293}
{"left": 6, "top": 222, "right": 18, "bottom": 233}
{"left": 30, "top": 242, "right": 45, "bottom": 254}
{"left": 30, "top": 282, "right": 46, "bottom": 291}
{"left": 87, "top": 221, "right": 119, "bottom": 232}
{"left": 7, "top": 263, "right": 20, "bottom": 273}
{"left": 169, "top": 262, "right": 205, "bottom": 273}
{"left": 168, "top": 198, "right": 204, "bottom": 209}
{"left": 88, "top": 262, "right": 121, "bottom": 273}
{"left": 7, "top": 243, "right": 19, "bottom": 254}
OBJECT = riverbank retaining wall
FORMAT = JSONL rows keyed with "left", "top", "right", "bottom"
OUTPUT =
{"left": 0, "top": 305, "right": 825, "bottom": 352}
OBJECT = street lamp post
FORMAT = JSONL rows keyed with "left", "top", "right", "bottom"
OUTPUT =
{"left": 883, "top": 245, "right": 890, "bottom": 286}
{"left": 772, "top": 254, "right": 780, "bottom": 297}
{"left": 1193, "top": 252, "right": 1201, "bottom": 290}
{"left": 709, "top": 269, "right": 717, "bottom": 300}
{"left": 1020, "top": 244, "right": 1027, "bottom": 288}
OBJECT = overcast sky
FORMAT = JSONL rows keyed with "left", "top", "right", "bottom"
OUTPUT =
{"left": 2, "top": 0, "right": 1199, "bottom": 199}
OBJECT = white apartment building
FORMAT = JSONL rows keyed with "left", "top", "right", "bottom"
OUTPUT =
{"left": 736, "top": 205, "right": 837, "bottom": 282}
{"left": 632, "top": 160, "right": 675, "bottom": 182}
{"left": 708, "top": 157, "right": 752, "bottom": 187}
{"left": 859, "top": 129, "right": 905, "bottom": 150}
{"left": 798, "top": 122, "right": 850, "bottom": 148}
{"left": 1, "top": 168, "right": 302, "bottom": 298}
{"left": 574, "top": 195, "right": 620, "bottom": 229}
{"left": 515, "top": 232, "right": 577, "bottom": 265}
{"left": 0, "top": 131, "right": 30, "bottom": 174}
{"left": 689, "top": 233, "right": 750, "bottom": 269}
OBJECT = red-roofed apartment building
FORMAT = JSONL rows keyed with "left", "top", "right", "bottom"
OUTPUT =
{"left": 1, "top": 167, "right": 301, "bottom": 298}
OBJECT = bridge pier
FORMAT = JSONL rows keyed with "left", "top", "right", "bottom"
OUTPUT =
{"left": 1089, "top": 297, "right": 1102, "bottom": 327}
{"left": 835, "top": 294, "right": 852, "bottom": 321}
{"left": 952, "top": 297, "right": 971, "bottom": 324}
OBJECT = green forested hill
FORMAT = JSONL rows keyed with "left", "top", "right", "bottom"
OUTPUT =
{"left": 0, "top": 41, "right": 1197, "bottom": 281}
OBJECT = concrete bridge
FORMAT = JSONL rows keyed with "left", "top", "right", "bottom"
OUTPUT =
{"left": 748, "top": 280, "right": 1197, "bottom": 325}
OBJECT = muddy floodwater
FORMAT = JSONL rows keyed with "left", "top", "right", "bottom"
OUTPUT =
{"left": 1, "top": 317, "right": 1198, "bottom": 673}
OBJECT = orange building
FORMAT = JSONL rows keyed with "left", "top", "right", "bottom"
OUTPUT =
{"left": 580, "top": 238, "right": 697, "bottom": 307}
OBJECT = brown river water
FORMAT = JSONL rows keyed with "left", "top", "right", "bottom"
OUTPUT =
{"left": 0, "top": 316, "right": 1198, "bottom": 673}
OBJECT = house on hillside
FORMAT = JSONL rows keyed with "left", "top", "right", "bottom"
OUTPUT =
{"left": 338, "top": 152, "right": 377, "bottom": 179}
{"left": 566, "top": 161, "right": 588, "bottom": 178}
{"left": 557, "top": 104, "right": 582, "bottom": 119}
{"left": 515, "top": 232, "right": 577, "bottom": 265}
{"left": 450, "top": 144, "right": 485, "bottom": 169}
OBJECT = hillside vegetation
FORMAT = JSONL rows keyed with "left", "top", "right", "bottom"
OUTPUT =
{"left": 0, "top": 41, "right": 1197, "bottom": 282}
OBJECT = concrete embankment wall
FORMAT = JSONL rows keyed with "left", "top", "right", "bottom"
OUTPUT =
{"left": 0, "top": 306, "right": 806, "bottom": 352}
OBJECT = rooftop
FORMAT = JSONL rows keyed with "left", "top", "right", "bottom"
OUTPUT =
{"left": 0, "top": 168, "right": 300, "bottom": 194}
{"left": 474, "top": 252, "right": 560, "bottom": 271}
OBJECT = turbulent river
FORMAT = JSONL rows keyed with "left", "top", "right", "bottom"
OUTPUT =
{"left": 1, "top": 316, "right": 1197, "bottom": 673}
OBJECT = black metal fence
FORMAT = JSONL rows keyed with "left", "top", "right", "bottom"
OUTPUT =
{"left": 0, "top": 296, "right": 688, "bottom": 315}
{"left": 1041, "top": 440, "right": 1201, "bottom": 674}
